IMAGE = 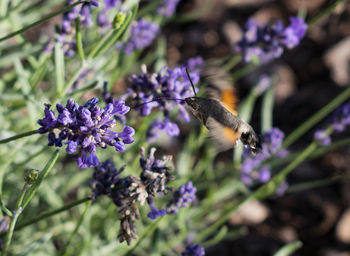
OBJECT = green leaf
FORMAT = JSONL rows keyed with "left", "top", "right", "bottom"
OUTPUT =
{"left": 55, "top": 40, "right": 65, "bottom": 95}
{"left": 273, "top": 241, "right": 303, "bottom": 256}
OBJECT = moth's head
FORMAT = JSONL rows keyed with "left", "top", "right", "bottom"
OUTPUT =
{"left": 185, "top": 97, "right": 201, "bottom": 111}
{"left": 241, "top": 131, "right": 262, "bottom": 155}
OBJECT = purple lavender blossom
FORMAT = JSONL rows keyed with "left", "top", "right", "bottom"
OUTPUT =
{"left": 235, "top": 16, "right": 307, "bottom": 63}
{"left": 313, "top": 102, "right": 350, "bottom": 145}
{"left": 157, "top": 0, "right": 181, "bottom": 17}
{"left": 166, "top": 181, "right": 196, "bottom": 214}
{"left": 55, "top": 0, "right": 99, "bottom": 56}
{"left": 241, "top": 128, "right": 287, "bottom": 186}
{"left": 147, "top": 197, "right": 166, "bottom": 220}
{"left": 122, "top": 57, "right": 203, "bottom": 142}
{"left": 123, "top": 19, "right": 160, "bottom": 54}
{"left": 314, "top": 129, "right": 331, "bottom": 146}
{"left": 253, "top": 75, "right": 271, "bottom": 96}
{"left": 37, "top": 98, "right": 134, "bottom": 168}
{"left": 90, "top": 159, "right": 124, "bottom": 199}
{"left": 181, "top": 244, "right": 205, "bottom": 256}
{"left": 104, "top": 0, "right": 120, "bottom": 9}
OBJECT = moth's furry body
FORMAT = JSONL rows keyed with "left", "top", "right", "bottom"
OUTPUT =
{"left": 185, "top": 96, "right": 261, "bottom": 153}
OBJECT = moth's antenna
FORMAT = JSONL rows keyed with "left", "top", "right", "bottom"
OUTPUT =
{"left": 132, "top": 97, "right": 185, "bottom": 109}
{"left": 185, "top": 68, "right": 197, "bottom": 97}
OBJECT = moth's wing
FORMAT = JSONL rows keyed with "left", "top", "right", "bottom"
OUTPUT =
{"left": 206, "top": 116, "right": 240, "bottom": 152}
{"left": 201, "top": 63, "right": 239, "bottom": 115}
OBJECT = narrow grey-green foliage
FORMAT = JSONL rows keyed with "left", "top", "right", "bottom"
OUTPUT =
{"left": 0, "top": 0, "right": 350, "bottom": 255}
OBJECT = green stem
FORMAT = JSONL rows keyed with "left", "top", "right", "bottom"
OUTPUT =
{"left": 308, "top": 0, "right": 349, "bottom": 26}
{"left": 22, "top": 150, "right": 60, "bottom": 210}
{"left": 287, "top": 175, "right": 343, "bottom": 193}
{"left": 0, "top": 130, "right": 38, "bottom": 144}
{"left": 223, "top": 54, "right": 242, "bottom": 71}
{"left": 232, "top": 62, "right": 258, "bottom": 81}
{"left": 261, "top": 83, "right": 274, "bottom": 133}
{"left": 61, "top": 200, "right": 92, "bottom": 256}
{"left": 75, "top": 17, "right": 85, "bottom": 61}
{"left": 0, "top": 2, "right": 82, "bottom": 43}
{"left": 1, "top": 184, "right": 29, "bottom": 256}
{"left": 14, "top": 197, "right": 91, "bottom": 232}
{"left": 87, "top": 30, "right": 114, "bottom": 60}
{"left": 283, "top": 86, "right": 350, "bottom": 148}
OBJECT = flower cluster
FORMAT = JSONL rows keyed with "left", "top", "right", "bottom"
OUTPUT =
{"left": 37, "top": 97, "right": 134, "bottom": 168}
{"left": 57, "top": 0, "right": 100, "bottom": 56}
{"left": 89, "top": 148, "right": 197, "bottom": 244}
{"left": 235, "top": 17, "right": 307, "bottom": 63}
{"left": 122, "top": 57, "right": 203, "bottom": 142}
{"left": 241, "top": 128, "right": 288, "bottom": 186}
{"left": 166, "top": 181, "right": 197, "bottom": 214}
{"left": 97, "top": 0, "right": 121, "bottom": 29}
{"left": 123, "top": 19, "right": 160, "bottom": 54}
{"left": 181, "top": 244, "right": 205, "bottom": 256}
{"left": 253, "top": 75, "right": 271, "bottom": 96}
{"left": 314, "top": 102, "right": 350, "bottom": 145}
{"left": 157, "top": 0, "right": 181, "bottom": 17}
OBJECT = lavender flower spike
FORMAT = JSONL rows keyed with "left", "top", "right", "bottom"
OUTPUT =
{"left": 124, "top": 19, "right": 160, "bottom": 54}
{"left": 167, "top": 181, "right": 197, "bottom": 214}
{"left": 157, "top": 0, "right": 181, "bottom": 17}
{"left": 37, "top": 98, "right": 134, "bottom": 168}
{"left": 235, "top": 16, "right": 307, "bottom": 63}
{"left": 181, "top": 244, "right": 205, "bottom": 256}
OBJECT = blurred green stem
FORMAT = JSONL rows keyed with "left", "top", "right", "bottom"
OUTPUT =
{"left": 308, "top": 0, "right": 349, "bottom": 26}
{"left": 61, "top": 200, "right": 92, "bottom": 256}
{"left": 1, "top": 184, "right": 29, "bottom": 256}
{"left": 261, "top": 83, "right": 274, "bottom": 133}
{"left": 283, "top": 85, "right": 350, "bottom": 148}
{"left": 287, "top": 175, "right": 344, "bottom": 193}
{"left": 22, "top": 150, "right": 60, "bottom": 209}
{"left": 0, "top": 2, "right": 82, "bottom": 43}
{"left": 0, "top": 130, "right": 38, "bottom": 144}
{"left": 14, "top": 197, "right": 91, "bottom": 232}
{"left": 75, "top": 17, "right": 85, "bottom": 61}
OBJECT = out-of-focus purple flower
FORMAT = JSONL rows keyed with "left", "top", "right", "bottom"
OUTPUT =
{"left": 104, "top": 0, "right": 120, "bottom": 9}
{"left": 97, "top": 9, "right": 110, "bottom": 28}
{"left": 167, "top": 181, "right": 196, "bottom": 214}
{"left": 157, "top": 0, "right": 181, "bottom": 17}
{"left": 56, "top": 33, "right": 77, "bottom": 57}
{"left": 147, "top": 118, "right": 180, "bottom": 143}
{"left": 90, "top": 159, "right": 124, "bottom": 199}
{"left": 276, "top": 181, "right": 288, "bottom": 197}
{"left": 314, "top": 129, "right": 331, "bottom": 146}
{"left": 181, "top": 244, "right": 205, "bottom": 256}
{"left": 0, "top": 217, "right": 10, "bottom": 233}
{"left": 253, "top": 75, "right": 271, "bottom": 96}
{"left": 37, "top": 98, "right": 134, "bottom": 168}
{"left": 235, "top": 16, "right": 307, "bottom": 63}
{"left": 282, "top": 17, "right": 308, "bottom": 49}
{"left": 147, "top": 197, "right": 166, "bottom": 220}
{"left": 241, "top": 128, "right": 288, "bottom": 187}
{"left": 122, "top": 57, "right": 203, "bottom": 141}
{"left": 123, "top": 19, "right": 160, "bottom": 54}
{"left": 313, "top": 102, "right": 350, "bottom": 145}
{"left": 330, "top": 102, "right": 350, "bottom": 132}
